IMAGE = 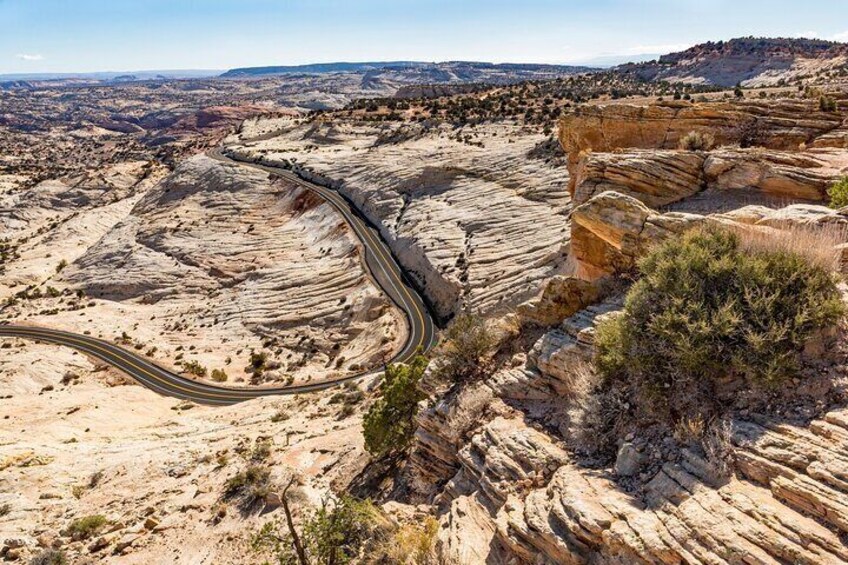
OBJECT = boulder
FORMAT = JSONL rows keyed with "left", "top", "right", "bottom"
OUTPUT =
{"left": 614, "top": 443, "right": 644, "bottom": 477}
{"left": 516, "top": 276, "right": 603, "bottom": 327}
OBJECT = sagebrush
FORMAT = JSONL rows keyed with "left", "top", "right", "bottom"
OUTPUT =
{"left": 827, "top": 176, "right": 848, "bottom": 209}
{"left": 595, "top": 227, "right": 844, "bottom": 419}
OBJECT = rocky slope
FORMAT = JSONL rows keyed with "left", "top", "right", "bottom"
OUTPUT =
{"left": 3, "top": 155, "right": 403, "bottom": 386}
{"left": 618, "top": 37, "right": 848, "bottom": 87}
{"left": 225, "top": 118, "right": 572, "bottom": 320}
{"left": 409, "top": 221, "right": 848, "bottom": 562}
{"left": 402, "top": 93, "right": 848, "bottom": 564}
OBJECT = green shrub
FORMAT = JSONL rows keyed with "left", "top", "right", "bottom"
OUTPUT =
{"left": 210, "top": 368, "right": 228, "bottom": 382}
{"left": 183, "top": 360, "right": 207, "bottom": 377}
{"left": 67, "top": 514, "right": 107, "bottom": 540}
{"left": 820, "top": 95, "right": 838, "bottom": 112}
{"left": 595, "top": 227, "right": 844, "bottom": 417}
{"left": 224, "top": 465, "right": 271, "bottom": 512}
{"left": 433, "top": 314, "right": 494, "bottom": 383}
{"left": 363, "top": 355, "right": 428, "bottom": 458}
{"left": 827, "top": 177, "right": 848, "bottom": 209}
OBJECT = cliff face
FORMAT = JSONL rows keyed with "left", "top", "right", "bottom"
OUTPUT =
{"left": 559, "top": 100, "right": 846, "bottom": 173}
{"left": 406, "top": 95, "right": 848, "bottom": 564}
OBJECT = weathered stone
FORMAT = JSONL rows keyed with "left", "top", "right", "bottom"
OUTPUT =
{"left": 263, "top": 492, "right": 282, "bottom": 509}
{"left": 614, "top": 443, "right": 644, "bottom": 477}
{"left": 572, "top": 150, "right": 706, "bottom": 208}
{"left": 516, "top": 276, "right": 602, "bottom": 327}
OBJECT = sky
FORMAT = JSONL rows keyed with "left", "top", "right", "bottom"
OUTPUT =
{"left": 3, "top": 0, "right": 848, "bottom": 74}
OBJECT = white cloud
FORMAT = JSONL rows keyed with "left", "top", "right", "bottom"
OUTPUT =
{"left": 793, "top": 31, "right": 820, "bottom": 39}
{"left": 15, "top": 53, "right": 44, "bottom": 61}
{"left": 832, "top": 31, "right": 848, "bottom": 42}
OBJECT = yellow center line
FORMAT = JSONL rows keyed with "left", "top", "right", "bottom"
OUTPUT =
{"left": 2, "top": 328, "right": 241, "bottom": 400}
{"left": 288, "top": 173, "right": 429, "bottom": 357}
{"left": 0, "top": 153, "right": 435, "bottom": 405}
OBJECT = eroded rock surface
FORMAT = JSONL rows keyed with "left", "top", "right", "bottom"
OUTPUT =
{"left": 4, "top": 155, "right": 403, "bottom": 385}
{"left": 226, "top": 119, "right": 572, "bottom": 319}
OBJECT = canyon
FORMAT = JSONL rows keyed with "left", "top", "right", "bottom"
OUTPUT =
{"left": 2, "top": 38, "right": 848, "bottom": 564}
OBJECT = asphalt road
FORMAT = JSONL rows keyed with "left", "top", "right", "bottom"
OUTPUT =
{"left": 0, "top": 149, "right": 436, "bottom": 405}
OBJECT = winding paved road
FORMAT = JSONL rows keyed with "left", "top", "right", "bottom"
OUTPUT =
{"left": 0, "top": 149, "right": 436, "bottom": 406}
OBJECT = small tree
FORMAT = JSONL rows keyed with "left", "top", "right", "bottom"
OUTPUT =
{"left": 362, "top": 355, "right": 428, "bottom": 458}
{"left": 827, "top": 177, "right": 848, "bottom": 209}
{"left": 253, "top": 490, "right": 387, "bottom": 565}
{"left": 820, "top": 95, "right": 838, "bottom": 112}
{"left": 433, "top": 314, "right": 495, "bottom": 383}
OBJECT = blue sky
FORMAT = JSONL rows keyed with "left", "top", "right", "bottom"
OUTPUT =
{"left": 3, "top": 0, "right": 848, "bottom": 73}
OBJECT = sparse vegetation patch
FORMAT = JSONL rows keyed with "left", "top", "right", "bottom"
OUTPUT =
{"left": 595, "top": 227, "right": 845, "bottom": 422}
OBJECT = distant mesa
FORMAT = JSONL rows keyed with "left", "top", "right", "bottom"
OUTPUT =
{"left": 220, "top": 61, "right": 596, "bottom": 78}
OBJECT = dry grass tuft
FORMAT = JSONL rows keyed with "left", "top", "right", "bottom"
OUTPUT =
{"left": 733, "top": 222, "right": 848, "bottom": 272}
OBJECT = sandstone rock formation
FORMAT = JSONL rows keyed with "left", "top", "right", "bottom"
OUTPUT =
{"left": 412, "top": 287, "right": 848, "bottom": 564}
{"left": 227, "top": 119, "right": 572, "bottom": 319}
{"left": 559, "top": 100, "right": 846, "bottom": 195}
{"left": 0, "top": 337, "right": 371, "bottom": 564}
{"left": 572, "top": 150, "right": 706, "bottom": 208}
{"left": 572, "top": 147, "right": 848, "bottom": 210}
{"left": 571, "top": 190, "right": 848, "bottom": 276}
{"left": 4, "top": 155, "right": 403, "bottom": 385}
{"left": 515, "top": 276, "right": 603, "bottom": 328}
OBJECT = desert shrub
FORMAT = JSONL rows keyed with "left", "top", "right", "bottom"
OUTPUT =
{"left": 253, "top": 495, "right": 388, "bottom": 565}
{"left": 67, "top": 514, "right": 107, "bottom": 540}
{"left": 363, "top": 355, "right": 428, "bottom": 458}
{"left": 595, "top": 227, "right": 844, "bottom": 419}
{"left": 733, "top": 222, "right": 848, "bottom": 272}
{"left": 249, "top": 350, "right": 268, "bottom": 370}
{"left": 820, "top": 95, "right": 838, "bottom": 112}
{"left": 736, "top": 118, "right": 764, "bottom": 148}
{"left": 251, "top": 440, "right": 273, "bottom": 461}
{"left": 433, "top": 314, "right": 495, "bottom": 383}
{"left": 383, "top": 516, "right": 439, "bottom": 564}
{"left": 678, "top": 131, "right": 715, "bottom": 151}
{"left": 210, "top": 368, "right": 228, "bottom": 382}
{"left": 29, "top": 549, "right": 67, "bottom": 565}
{"left": 827, "top": 177, "right": 848, "bottom": 209}
{"left": 183, "top": 360, "right": 207, "bottom": 378}
{"left": 564, "top": 359, "right": 631, "bottom": 457}
{"left": 224, "top": 465, "right": 271, "bottom": 511}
